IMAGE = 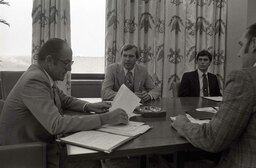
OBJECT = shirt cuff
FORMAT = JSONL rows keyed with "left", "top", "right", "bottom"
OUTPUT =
{"left": 83, "top": 102, "right": 90, "bottom": 112}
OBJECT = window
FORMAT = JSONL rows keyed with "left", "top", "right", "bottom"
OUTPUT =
{"left": 0, "top": 1, "right": 105, "bottom": 74}
{"left": 70, "top": 1, "right": 105, "bottom": 74}
{"left": 0, "top": 1, "right": 32, "bottom": 71}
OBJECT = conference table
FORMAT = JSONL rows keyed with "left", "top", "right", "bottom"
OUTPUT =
{"left": 66, "top": 97, "right": 220, "bottom": 168}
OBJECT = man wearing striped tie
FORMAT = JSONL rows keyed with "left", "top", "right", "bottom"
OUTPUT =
{"left": 102, "top": 44, "right": 161, "bottom": 102}
{"left": 179, "top": 50, "right": 222, "bottom": 97}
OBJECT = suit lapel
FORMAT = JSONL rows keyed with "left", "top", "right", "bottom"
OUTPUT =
{"left": 193, "top": 70, "right": 200, "bottom": 96}
{"left": 133, "top": 64, "right": 141, "bottom": 91}
{"left": 117, "top": 64, "right": 126, "bottom": 87}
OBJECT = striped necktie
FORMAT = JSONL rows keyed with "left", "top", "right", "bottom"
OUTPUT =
{"left": 202, "top": 73, "right": 209, "bottom": 96}
{"left": 125, "top": 71, "right": 134, "bottom": 92}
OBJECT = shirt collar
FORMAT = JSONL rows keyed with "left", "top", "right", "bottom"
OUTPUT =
{"left": 197, "top": 69, "right": 208, "bottom": 78}
{"left": 123, "top": 67, "right": 135, "bottom": 76}
{"left": 42, "top": 68, "right": 54, "bottom": 88}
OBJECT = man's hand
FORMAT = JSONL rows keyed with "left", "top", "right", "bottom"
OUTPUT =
{"left": 135, "top": 91, "right": 151, "bottom": 102}
{"left": 171, "top": 115, "right": 190, "bottom": 137}
{"left": 100, "top": 108, "right": 128, "bottom": 125}
{"left": 86, "top": 101, "right": 111, "bottom": 114}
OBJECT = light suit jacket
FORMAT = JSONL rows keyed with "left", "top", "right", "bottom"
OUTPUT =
{"left": 0, "top": 64, "right": 102, "bottom": 167}
{"left": 180, "top": 67, "right": 256, "bottom": 167}
{"left": 102, "top": 63, "right": 161, "bottom": 101}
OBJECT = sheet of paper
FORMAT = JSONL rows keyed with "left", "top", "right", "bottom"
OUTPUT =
{"left": 67, "top": 144, "right": 98, "bottom": 155}
{"left": 170, "top": 114, "right": 210, "bottom": 125}
{"left": 196, "top": 107, "right": 218, "bottom": 113}
{"left": 203, "top": 96, "right": 223, "bottom": 102}
{"left": 60, "top": 130, "right": 130, "bottom": 153}
{"left": 110, "top": 84, "right": 141, "bottom": 117}
{"left": 98, "top": 121, "right": 150, "bottom": 137}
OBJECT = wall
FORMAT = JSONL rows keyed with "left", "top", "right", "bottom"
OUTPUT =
{"left": 247, "top": 0, "right": 256, "bottom": 26}
{"left": 225, "top": 0, "right": 248, "bottom": 77}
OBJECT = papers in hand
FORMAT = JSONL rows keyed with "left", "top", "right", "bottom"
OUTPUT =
{"left": 110, "top": 84, "right": 141, "bottom": 118}
{"left": 171, "top": 114, "right": 210, "bottom": 125}
{"left": 59, "top": 121, "right": 151, "bottom": 153}
{"left": 196, "top": 107, "right": 218, "bottom": 113}
{"left": 203, "top": 96, "right": 223, "bottom": 102}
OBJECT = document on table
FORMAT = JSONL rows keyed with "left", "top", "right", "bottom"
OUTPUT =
{"left": 60, "top": 121, "right": 151, "bottom": 154}
{"left": 171, "top": 114, "right": 210, "bottom": 125}
{"left": 98, "top": 121, "right": 151, "bottom": 137}
{"left": 60, "top": 130, "right": 132, "bottom": 153}
{"left": 196, "top": 107, "right": 218, "bottom": 113}
{"left": 110, "top": 84, "right": 141, "bottom": 118}
{"left": 203, "top": 96, "right": 223, "bottom": 102}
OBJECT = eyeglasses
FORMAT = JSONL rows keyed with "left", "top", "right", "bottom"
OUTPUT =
{"left": 56, "top": 58, "right": 74, "bottom": 68}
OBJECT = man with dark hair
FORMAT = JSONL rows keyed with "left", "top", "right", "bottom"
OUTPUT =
{"left": 0, "top": 38, "right": 128, "bottom": 168}
{"left": 102, "top": 43, "right": 160, "bottom": 102}
{"left": 179, "top": 50, "right": 221, "bottom": 97}
{"left": 172, "top": 23, "right": 256, "bottom": 167}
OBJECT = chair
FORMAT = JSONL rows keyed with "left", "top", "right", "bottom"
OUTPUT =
{"left": 0, "top": 71, "right": 25, "bottom": 100}
{"left": 172, "top": 81, "right": 181, "bottom": 97}
{"left": 0, "top": 71, "right": 47, "bottom": 168}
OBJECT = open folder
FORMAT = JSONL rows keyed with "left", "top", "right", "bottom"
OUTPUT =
{"left": 59, "top": 121, "right": 151, "bottom": 153}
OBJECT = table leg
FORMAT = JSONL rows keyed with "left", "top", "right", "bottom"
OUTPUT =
{"left": 174, "top": 151, "right": 184, "bottom": 168}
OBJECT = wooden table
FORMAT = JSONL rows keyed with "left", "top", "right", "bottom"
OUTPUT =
{"left": 67, "top": 97, "right": 219, "bottom": 167}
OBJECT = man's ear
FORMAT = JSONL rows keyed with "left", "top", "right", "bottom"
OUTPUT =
{"left": 45, "top": 55, "right": 54, "bottom": 66}
{"left": 251, "top": 37, "right": 256, "bottom": 53}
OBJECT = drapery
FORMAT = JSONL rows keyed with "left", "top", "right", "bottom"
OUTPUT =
{"left": 105, "top": 0, "right": 227, "bottom": 97}
{"left": 32, "top": 0, "right": 71, "bottom": 95}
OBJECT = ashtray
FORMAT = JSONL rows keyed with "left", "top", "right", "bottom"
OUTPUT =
{"left": 134, "top": 105, "right": 166, "bottom": 118}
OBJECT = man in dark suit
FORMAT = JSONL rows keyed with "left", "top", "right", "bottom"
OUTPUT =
{"left": 102, "top": 44, "right": 160, "bottom": 102}
{"left": 179, "top": 50, "right": 221, "bottom": 97}
{"left": 0, "top": 38, "right": 128, "bottom": 168}
{"left": 172, "top": 23, "right": 256, "bottom": 167}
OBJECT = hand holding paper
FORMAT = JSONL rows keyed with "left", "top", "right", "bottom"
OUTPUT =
{"left": 110, "top": 84, "right": 141, "bottom": 118}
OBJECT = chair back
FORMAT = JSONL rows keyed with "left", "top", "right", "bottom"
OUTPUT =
{"left": 0, "top": 71, "right": 24, "bottom": 100}
{"left": 172, "top": 81, "right": 181, "bottom": 97}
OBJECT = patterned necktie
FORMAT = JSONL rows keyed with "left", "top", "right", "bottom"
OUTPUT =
{"left": 52, "top": 83, "right": 63, "bottom": 115}
{"left": 125, "top": 71, "right": 134, "bottom": 92}
{"left": 202, "top": 73, "right": 209, "bottom": 96}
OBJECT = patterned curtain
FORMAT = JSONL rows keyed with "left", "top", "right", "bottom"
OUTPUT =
{"left": 32, "top": 0, "right": 71, "bottom": 95}
{"left": 105, "top": 0, "right": 227, "bottom": 97}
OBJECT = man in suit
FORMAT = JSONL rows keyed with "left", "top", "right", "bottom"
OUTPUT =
{"left": 172, "top": 23, "right": 256, "bottom": 167}
{"left": 179, "top": 50, "right": 221, "bottom": 97}
{"left": 102, "top": 44, "right": 160, "bottom": 102}
{"left": 0, "top": 38, "right": 128, "bottom": 168}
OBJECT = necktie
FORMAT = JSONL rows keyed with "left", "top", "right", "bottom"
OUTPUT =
{"left": 52, "top": 83, "right": 63, "bottom": 115}
{"left": 202, "top": 73, "right": 209, "bottom": 96}
{"left": 125, "top": 71, "right": 134, "bottom": 92}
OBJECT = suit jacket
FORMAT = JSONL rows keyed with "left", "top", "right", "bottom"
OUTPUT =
{"left": 102, "top": 63, "right": 160, "bottom": 101}
{"left": 180, "top": 67, "right": 256, "bottom": 167}
{"left": 0, "top": 64, "right": 102, "bottom": 167}
{"left": 179, "top": 70, "right": 221, "bottom": 97}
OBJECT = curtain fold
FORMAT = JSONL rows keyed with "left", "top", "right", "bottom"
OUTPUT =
{"left": 32, "top": 0, "right": 71, "bottom": 95}
{"left": 105, "top": 0, "right": 227, "bottom": 97}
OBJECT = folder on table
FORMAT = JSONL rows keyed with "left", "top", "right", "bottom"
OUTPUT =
{"left": 59, "top": 121, "right": 151, "bottom": 153}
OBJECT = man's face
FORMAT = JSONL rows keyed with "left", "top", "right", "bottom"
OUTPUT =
{"left": 49, "top": 46, "right": 73, "bottom": 81}
{"left": 238, "top": 32, "right": 256, "bottom": 68}
{"left": 197, "top": 55, "right": 211, "bottom": 72}
{"left": 121, "top": 47, "right": 137, "bottom": 71}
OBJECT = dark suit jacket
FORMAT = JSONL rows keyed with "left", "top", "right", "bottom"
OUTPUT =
{"left": 179, "top": 70, "right": 221, "bottom": 97}
{"left": 0, "top": 64, "right": 102, "bottom": 167}
{"left": 102, "top": 63, "right": 161, "bottom": 100}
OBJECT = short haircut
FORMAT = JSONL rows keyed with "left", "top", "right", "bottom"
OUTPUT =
{"left": 196, "top": 50, "right": 212, "bottom": 62}
{"left": 37, "top": 38, "right": 71, "bottom": 62}
{"left": 245, "top": 23, "right": 256, "bottom": 53}
{"left": 120, "top": 44, "right": 140, "bottom": 59}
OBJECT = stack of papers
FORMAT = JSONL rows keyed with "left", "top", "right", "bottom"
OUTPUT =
{"left": 203, "top": 96, "right": 223, "bottom": 102}
{"left": 59, "top": 121, "right": 151, "bottom": 153}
